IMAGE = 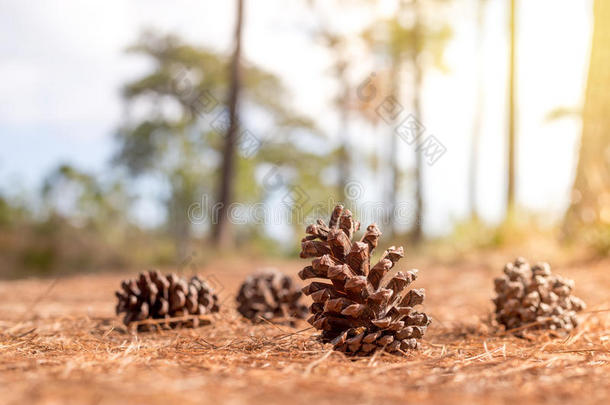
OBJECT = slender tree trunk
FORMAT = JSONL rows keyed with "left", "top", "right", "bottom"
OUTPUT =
{"left": 411, "top": 0, "right": 424, "bottom": 244}
{"left": 338, "top": 78, "right": 350, "bottom": 203}
{"left": 506, "top": 0, "right": 517, "bottom": 218}
{"left": 214, "top": 0, "right": 244, "bottom": 248}
{"left": 469, "top": 0, "right": 486, "bottom": 220}
{"left": 387, "top": 65, "right": 400, "bottom": 238}
{"left": 169, "top": 182, "right": 191, "bottom": 260}
{"left": 564, "top": 0, "right": 610, "bottom": 234}
{"left": 412, "top": 68, "right": 424, "bottom": 242}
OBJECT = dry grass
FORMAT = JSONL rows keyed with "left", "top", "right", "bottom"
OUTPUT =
{"left": 1, "top": 256, "right": 609, "bottom": 405}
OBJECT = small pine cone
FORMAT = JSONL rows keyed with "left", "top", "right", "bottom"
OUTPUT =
{"left": 236, "top": 269, "right": 308, "bottom": 325}
{"left": 299, "top": 205, "right": 430, "bottom": 356}
{"left": 493, "top": 257, "right": 586, "bottom": 333}
{"left": 115, "top": 270, "right": 219, "bottom": 330}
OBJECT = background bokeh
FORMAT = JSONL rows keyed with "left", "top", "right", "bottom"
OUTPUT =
{"left": 1, "top": 0, "right": 608, "bottom": 277}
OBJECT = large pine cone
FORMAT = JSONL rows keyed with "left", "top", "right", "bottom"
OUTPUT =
{"left": 236, "top": 269, "right": 308, "bottom": 325}
{"left": 299, "top": 205, "right": 430, "bottom": 355}
{"left": 493, "top": 257, "right": 586, "bottom": 333}
{"left": 115, "top": 270, "right": 220, "bottom": 329}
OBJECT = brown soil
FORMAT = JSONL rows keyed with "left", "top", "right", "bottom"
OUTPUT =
{"left": 1, "top": 256, "right": 608, "bottom": 405}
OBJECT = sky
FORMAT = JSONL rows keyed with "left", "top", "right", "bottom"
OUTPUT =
{"left": 0, "top": 0, "right": 593, "bottom": 235}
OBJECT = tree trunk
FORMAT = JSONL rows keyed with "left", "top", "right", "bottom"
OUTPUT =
{"left": 169, "top": 183, "right": 192, "bottom": 261}
{"left": 564, "top": 0, "right": 610, "bottom": 233}
{"left": 387, "top": 65, "right": 400, "bottom": 239}
{"left": 469, "top": 0, "right": 486, "bottom": 220}
{"left": 214, "top": 0, "right": 244, "bottom": 248}
{"left": 411, "top": 0, "right": 424, "bottom": 244}
{"left": 506, "top": 0, "right": 517, "bottom": 218}
{"left": 338, "top": 77, "right": 350, "bottom": 204}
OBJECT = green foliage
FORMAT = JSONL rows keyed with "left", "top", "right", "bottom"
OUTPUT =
{"left": 41, "top": 164, "right": 132, "bottom": 232}
{"left": 583, "top": 225, "right": 610, "bottom": 256}
{"left": 115, "top": 31, "right": 331, "bottom": 254}
{"left": 0, "top": 210, "right": 179, "bottom": 278}
{"left": 0, "top": 197, "right": 10, "bottom": 227}
{"left": 20, "top": 246, "right": 56, "bottom": 274}
{"left": 361, "top": 5, "right": 453, "bottom": 73}
{"left": 446, "top": 208, "right": 562, "bottom": 255}
{"left": 449, "top": 217, "right": 499, "bottom": 250}
{"left": 0, "top": 194, "right": 30, "bottom": 228}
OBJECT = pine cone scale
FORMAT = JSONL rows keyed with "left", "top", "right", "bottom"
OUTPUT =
{"left": 345, "top": 242, "right": 369, "bottom": 276}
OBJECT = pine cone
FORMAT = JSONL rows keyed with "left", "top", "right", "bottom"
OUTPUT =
{"left": 115, "top": 270, "right": 220, "bottom": 330}
{"left": 493, "top": 257, "right": 586, "bottom": 333}
{"left": 236, "top": 269, "right": 308, "bottom": 325}
{"left": 299, "top": 205, "right": 430, "bottom": 355}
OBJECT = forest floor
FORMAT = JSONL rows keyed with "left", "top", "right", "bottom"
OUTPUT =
{"left": 0, "top": 254, "right": 609, "bottom": 405}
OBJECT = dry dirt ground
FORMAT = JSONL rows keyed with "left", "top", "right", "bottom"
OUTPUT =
{"left": 0, "top": 256, "right": 609, "bottom": 405}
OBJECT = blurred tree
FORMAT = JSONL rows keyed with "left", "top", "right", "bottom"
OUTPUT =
{"left": 307, "top": 0, "right": 355, "bottom": 204}
{"left": 116, "top": 31, "right": 325, "bottom": 256}
{"left": 0, "top": 192, "right": 30, "bottom": 229}
{"left": 362, "top": 0, "right": 451, "bottom": 241}
{"left": 506, "top": 0, "right": 517, "bottom": 219}
{"left": 0, "top": 195, "right": 13, "bottom": 228}
{"left": 317, "top": 29, "right": 352, "bottom": 203}
{"left": 41, "top": 164, "right": 131, "bottom": 232}
{"left": 215, "top": 0, "right": 244, "bottom": 249}
{"left": 564, "top": 0, "right": 610, "bottom": 235}
{"left": 0, "top": 164, "right": 139, "bottom": 275}
{"left": 469, "top": 0, "right": 487, "bottom": 220}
